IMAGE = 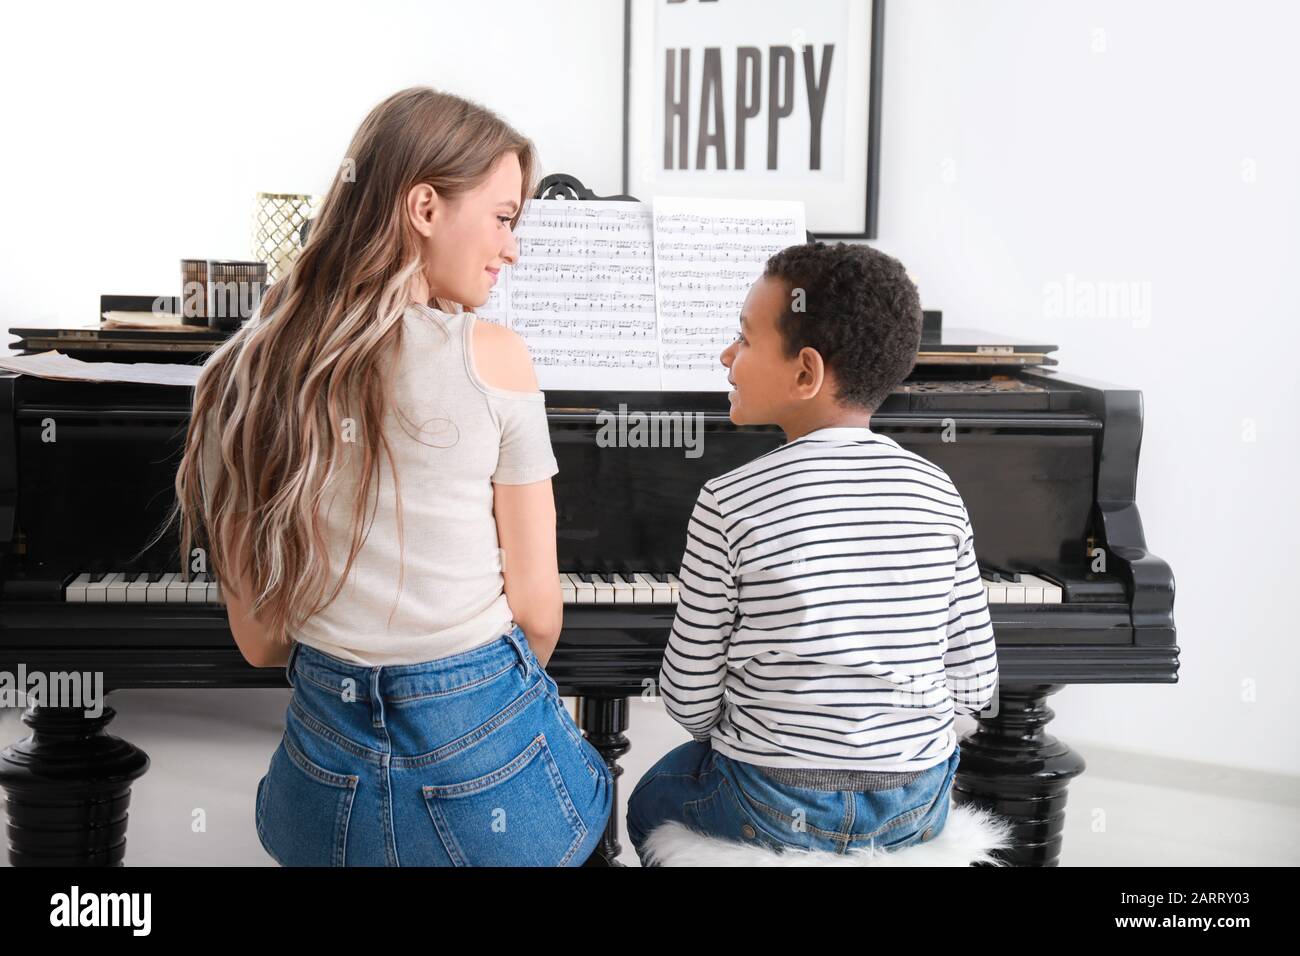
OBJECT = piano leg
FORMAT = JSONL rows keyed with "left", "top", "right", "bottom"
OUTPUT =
{"left": 576, "top": 695, "right": 628, "bottom": 867}
{"left": 951, "top": 682, "right": 1085, "bottom": 867}
{"left": 0, "top": 700, "right": 150, "bottom": 866}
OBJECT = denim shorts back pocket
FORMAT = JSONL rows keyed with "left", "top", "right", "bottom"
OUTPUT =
{"left": 685, "top": 776, "right": 799, "bottom": 853}
{"left": 723, "top": 770, "right": 849, "bottom": 851}
{"left": 863, "top": 753, "right": 960, "bottom": 851}
{"left": 257, "top": 733, "right": 358, "bottom": 866}
{"left": 422, "top": 732, "right": 589, "bottom": 866}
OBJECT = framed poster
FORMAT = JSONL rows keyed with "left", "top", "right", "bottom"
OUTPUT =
{"left": 621, "top": 0, "right": 885, "bottom": 239}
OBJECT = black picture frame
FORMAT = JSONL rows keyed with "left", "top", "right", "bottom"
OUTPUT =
{"left": 620, "top": 0, "right": 885, "bottom": 239}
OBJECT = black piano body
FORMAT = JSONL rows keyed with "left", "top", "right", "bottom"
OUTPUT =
{"left": 0, "top": 351, "right": 1176, "bottom": 866}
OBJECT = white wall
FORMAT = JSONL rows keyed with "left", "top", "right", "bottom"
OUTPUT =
{"left": 2, "top": 0, "right": 1296, "bottom": 776}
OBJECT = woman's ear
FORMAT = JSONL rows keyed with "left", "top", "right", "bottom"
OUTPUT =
{"left": 407, "top": 183, "right": 438, "bottom": 238}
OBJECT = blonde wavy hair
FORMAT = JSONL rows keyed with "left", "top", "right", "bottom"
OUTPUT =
{"left": 166, "top": 87, "right": 535, "bottom": 644}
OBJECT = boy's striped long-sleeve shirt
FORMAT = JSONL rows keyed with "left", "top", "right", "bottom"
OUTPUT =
{"left": 658, "top": 426, "right": 999, "bottom": 772}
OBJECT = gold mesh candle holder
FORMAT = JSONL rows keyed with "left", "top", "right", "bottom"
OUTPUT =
{"left": 253, "top": 192, "right": 316, "bottom": 283}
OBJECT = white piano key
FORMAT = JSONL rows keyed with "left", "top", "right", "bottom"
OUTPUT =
{"left": 665, "top": 573, "right": 682, "bottom": 604}
{"left": 166, "top": 574, "right": 191, "bottom": 604}
{"left": 591, "top": 575, "right": 614, "bottom": 604}
{"left": 1003, "top": 583, "right": 1026, "bottom": 603}
{"left": 1021, "top": 578, "right": 1044, "bottom": 603}
{"left": 206, "top": 579, "right": 223, "bottom": 604}
{"left": 559, "top": 573, "right": 577, "bottom": 604}
{"left": 106, "top": 572, "right": 133, "bottom": 603}
{"left": 611, "top": 574, "right": 635, "bottom": 604}
{"left": 126, "top": 573, "right": 152, "bottom": 603}
{"left": 634, "top": 573, "right": 670, "bottom": 604}
{"left": 1021, "top": 573, "right": 1061, "bottom": 604}
{"left": 573, "top": 575, "right": 595, "bottom": 605}
{"left": 628, "top": 574, "right": 652, "bottom": 604}
{"left": 984, "top": 582, "right": 1006, "bottom": 603}
{"left": 187, "top": 573, "right": 210, "bottom": 604}
{"left": 86, "top": 572, "right": 121, "bottom": 603}
{"left": 147, "top": 573, "right": 175, "bottom": 603}
{"left": 65, "top": 572, "right": 92, "bottom": 603}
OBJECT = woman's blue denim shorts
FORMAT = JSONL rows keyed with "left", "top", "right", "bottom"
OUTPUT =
{"left": 255, "top": 625, "right": 613, "bottom": 866}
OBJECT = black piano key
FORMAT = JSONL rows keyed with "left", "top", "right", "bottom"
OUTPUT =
{"left": 983, "top": 564, "right": 1021, "bottom": 583}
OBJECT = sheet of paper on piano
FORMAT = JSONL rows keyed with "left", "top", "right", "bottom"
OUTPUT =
{"left": 0, "top": 349, "right": 203, "bottom": 387}
{"left": 653, "top": 196, "right": 806, "bottom": 390}
{"left": 477, "top": 199, "right": 661, "bottom": 389}
{"left": 476, "top": 196, "right": 806, "bottom": 391}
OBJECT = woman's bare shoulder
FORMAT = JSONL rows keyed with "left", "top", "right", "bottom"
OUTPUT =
{"left": 470, "top": 317, "right": 540, "bottom": 393}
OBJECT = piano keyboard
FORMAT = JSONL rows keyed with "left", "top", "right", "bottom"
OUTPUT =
{"left": 64, "top": 571, "right": 223, "bottom": 604}
{"left": 979, "top": 570, "right": 1062, "bottom": 605}
{"left": 61, "top": 568, "right": 1063, "bottom": 606}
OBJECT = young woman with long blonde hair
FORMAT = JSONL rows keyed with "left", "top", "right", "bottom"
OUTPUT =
{"left": 173, "top": 87, "right": 612, "bottom": 866}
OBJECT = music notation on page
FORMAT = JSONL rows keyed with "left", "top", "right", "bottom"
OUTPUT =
{"left": 519, "top": 238, "right": 652, "bottom": 260}
{"left": 651, "top": 213, "right": 800, "bottom": 236}
{"left": 510, "top": 262, "right": 655, "bottom": 285}
{"left": 653, "top": 196, "right": 806, "bottom": 390}
{"left": 514, "top": 316, "right": 657, "bottom": 341}
{"left": 478, "top": 199, "right": 660, "bottom": 389}
{"left": 532, "top": 348, "right": 659, "bottom": 369}
{"left": 513, "top": 290, "right": 655, "bottom": 313}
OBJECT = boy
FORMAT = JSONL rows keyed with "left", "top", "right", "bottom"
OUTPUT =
{"left": 626, "top": 242, "right": 998, "bottom": 862}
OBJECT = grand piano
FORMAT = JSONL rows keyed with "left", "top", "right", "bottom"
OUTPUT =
{"left": 0, "top": 177, "right": 1176, "bottom": 867}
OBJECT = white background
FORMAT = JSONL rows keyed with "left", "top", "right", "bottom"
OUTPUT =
{"left": 1, "top": 0, "right": 1296, "bottom": 777}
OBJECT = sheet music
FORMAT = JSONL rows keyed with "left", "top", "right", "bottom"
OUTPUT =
{"left": 478, "top": 199, "right": 661, "bottom": 389}
{"left": 0, "top": 350, "right": 203, "bottom": 387}
{"left": 474, "top": 195, "right": 806, "bottom": 391}
{"left": 653, "top": 196, "right": 807, "bottom": 390}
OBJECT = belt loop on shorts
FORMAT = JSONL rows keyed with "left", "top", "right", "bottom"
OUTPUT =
{"left": 502, "top": 624, "right": 532, "bottom": 679}
{"left": 370, "top": 667, "right": 385, "bottom": 728}
{"left": 284, "top": 640, "right": 302, "bottom": 687}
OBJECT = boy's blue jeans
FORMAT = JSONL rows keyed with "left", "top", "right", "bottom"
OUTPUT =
{"left": 626, "top": 739, "right": 960, "bottom": 863}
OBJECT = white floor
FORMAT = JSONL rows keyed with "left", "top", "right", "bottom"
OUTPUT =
{"left": 1, "top": 689, "right": 1296, "bottom": 867}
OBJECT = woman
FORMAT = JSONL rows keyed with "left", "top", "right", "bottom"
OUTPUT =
{"left": 173, "top": 87, "right": 612, "bottom": 866}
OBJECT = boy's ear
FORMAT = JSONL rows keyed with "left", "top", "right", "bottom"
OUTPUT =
{"left": 795, "top": 347, "right": 826, "bottom": 398}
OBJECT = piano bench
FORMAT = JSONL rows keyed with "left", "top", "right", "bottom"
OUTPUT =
{"left": 638, "top": 802, "right": 1014, "bottom": 867}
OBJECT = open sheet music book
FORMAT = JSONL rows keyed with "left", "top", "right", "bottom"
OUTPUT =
{"left": 476, "top": 196, "right": 806, "bottom": 391}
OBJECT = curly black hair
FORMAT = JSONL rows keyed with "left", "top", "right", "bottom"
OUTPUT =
{"left": 762, "top": 241, "right": 922, "bottom": 411}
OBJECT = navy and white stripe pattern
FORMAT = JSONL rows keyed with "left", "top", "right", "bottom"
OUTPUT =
{"left": 659, "top": 426, "right": 998, "bottom": 771}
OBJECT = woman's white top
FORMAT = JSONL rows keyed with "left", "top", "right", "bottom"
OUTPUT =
{"left": 200, "top": 304, "right": 558, "bottom": 665}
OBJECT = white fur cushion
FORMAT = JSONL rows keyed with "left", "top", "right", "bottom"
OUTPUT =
{"left": 640, "top": 802, "right": 1014, "bottom": 867}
